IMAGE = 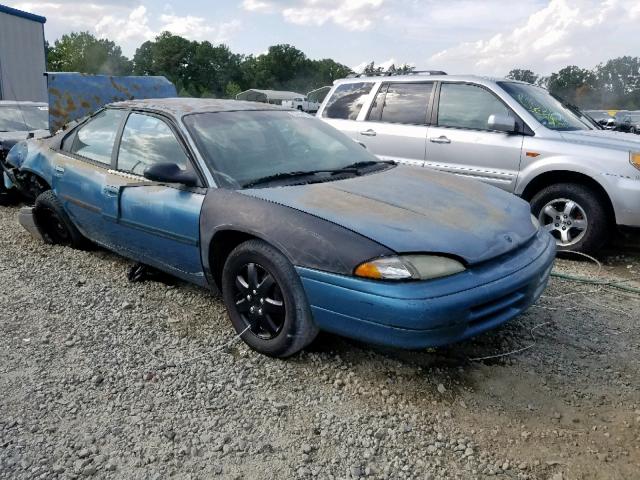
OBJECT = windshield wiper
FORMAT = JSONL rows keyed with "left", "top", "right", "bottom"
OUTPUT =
{"left": 242, "top": 161, "right": 395, "bottom": 189}
{"left": 243, "top": 169, "right": 356, "bottom": 188}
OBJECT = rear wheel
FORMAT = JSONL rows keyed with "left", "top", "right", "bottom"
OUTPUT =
{"left": 221, "top": 239, "right": 318, "bottom": 358}
{"left": 530, "top": 183, "right": 609, "bottom": 254}
{"left": 34, "top": 190, "right": 86, "bottom": 248}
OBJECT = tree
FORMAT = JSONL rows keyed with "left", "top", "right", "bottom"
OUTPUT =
{"left": 224, "top": 81, "right": 242, "bottom": 98}
{"left": 47, "top": 32, "right": 132, "bottom": 75}
{"left": 594, "top": 56, "right": 640, "bottom": 109}
{"left": 546, "top": 66, "right": 596, "bottom": 106}
{"left": 506, "top": 69, "right": 539, "bottom": 84}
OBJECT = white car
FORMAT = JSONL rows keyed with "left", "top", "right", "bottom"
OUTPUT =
{"left": 282, "top": 97, "right": 320, "bottom": 113}
{"left": 318, "top": 73, "right": 640, "bottom": 253}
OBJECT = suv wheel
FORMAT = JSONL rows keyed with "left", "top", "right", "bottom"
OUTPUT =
{"left": 530, "top": 183, "right": 609, "bottom": 254}
{"left": 221, "top": 239, "right": 318, "bottom": 358}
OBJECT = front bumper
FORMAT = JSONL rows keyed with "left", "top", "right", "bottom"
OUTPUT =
{"left": 297, "top": 230, "right": 556, "bottom": 349}
{"left": 606, "top": 174, "right": 640, "bottom": 227}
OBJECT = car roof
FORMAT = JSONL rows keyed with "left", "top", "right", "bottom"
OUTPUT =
{"left": 0, "top": 101, "right": 47, "bottom": 107}
{"left": 108, "top": 97, "right": 286, "bottom": 118}
{"left": 332, "top": 74, "right": 524, "bottom": 86}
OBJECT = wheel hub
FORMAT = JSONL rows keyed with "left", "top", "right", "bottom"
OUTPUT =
{"left": 538, "top": 198, "right": 588, "bottom": 247}
{"left": 232, "top": 262, "right": 285, "bottom": 340}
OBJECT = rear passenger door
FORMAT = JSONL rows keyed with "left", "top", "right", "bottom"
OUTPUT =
{"left": 320, "top": 82, "right": 376, "bottom": 141}
{"left": 426, "top": 83, "right": 524, "bottom": 192}
{"left": 359, "top": 82, "right": 433, "bottom": 166}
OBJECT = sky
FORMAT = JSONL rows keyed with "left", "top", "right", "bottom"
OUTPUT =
{"left": 9, "top": 0, "right": 640, "bottom": 76}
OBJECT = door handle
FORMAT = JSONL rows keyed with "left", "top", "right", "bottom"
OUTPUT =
{"left": 54, "top": 165, "right": 65, "bottom": 176}
{"left": 429, "top": 136, "right": 451, "bottom": 144}
{"left": 103, "top": 185, "right": 119, "bottom": 196}
{"left": 360, "top": 129, "right": 377, "bottom": 137}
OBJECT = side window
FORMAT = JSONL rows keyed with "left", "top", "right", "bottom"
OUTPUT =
{"left": 70, "top": 109, "right": 126, "bottom": 164}
{"left": 368, "top": 82, "right": 433, "bottom": 125}
{"left": 438, "top": 83, "right": 511, "bottom": 131}
{"left": 322, "top": 82, "right": 374, "bottom": 120}
{"left": 117, "top": 113, "right": 189, "bottom": 176}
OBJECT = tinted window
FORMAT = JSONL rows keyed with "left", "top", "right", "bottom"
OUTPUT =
{"left": 71, "top": 109, "right": 125, "bottom": 164}
{"left": 322, "top": 82, "right": 374, "bottom": 120}
{"left": 438, "top": 83, "right": 511, "bottom": 130}
{"left": 369, "top": 83, "right": 432, "bottom": 125}
{"left": 117, "top": 113, "right": 189, "bottom": 175}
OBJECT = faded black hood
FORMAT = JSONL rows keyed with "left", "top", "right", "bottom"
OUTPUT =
{"left": 241, "top": 165, "right": 538, "bottom": 265}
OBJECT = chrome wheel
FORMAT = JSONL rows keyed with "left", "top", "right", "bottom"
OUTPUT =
{"left": 538, "top": 198, "right": 588, "bottom": 247}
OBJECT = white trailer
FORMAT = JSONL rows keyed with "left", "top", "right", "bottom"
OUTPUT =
{"left": 0, "top": 4, "right": 47, "bottom": 102}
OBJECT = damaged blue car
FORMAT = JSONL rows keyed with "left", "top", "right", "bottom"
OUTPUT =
{"left": 5, "top": 97, "right": 555, "bottom": 357}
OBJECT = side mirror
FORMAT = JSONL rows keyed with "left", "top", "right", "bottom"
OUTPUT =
{"left": 143, "top": 162, "right": 199, "bottom": 187}
{"left": 488, "top": 113, "right": 516, "bottom": 133}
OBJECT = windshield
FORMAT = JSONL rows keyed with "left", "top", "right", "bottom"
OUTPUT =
{"left": 499, "top": 82, "right": 589, "bottom": 131}
{"left": 0, "top": 105, "right": 48, "bottom": 132}
{"left": 184, "top": 110, "right": 383, "bottom": 188}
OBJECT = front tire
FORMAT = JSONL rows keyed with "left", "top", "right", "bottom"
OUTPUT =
{"left": 221, "top": 239, "right": 318, "bottom": 358}
{"left": 530, "top": 182, "right": 609, "bottom": 254}
{"left": 34, "top": 190, "right": 86, "bottom": 248}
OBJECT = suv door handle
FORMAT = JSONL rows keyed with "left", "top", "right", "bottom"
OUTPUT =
{"left": 103, "top": 185, "right": 119, "bottom": 196}
{"left": 360, "top": 129, "right": 377, "bottom": 137}
{"left": 429, "top": 136, "right": 451, "bottom": 144}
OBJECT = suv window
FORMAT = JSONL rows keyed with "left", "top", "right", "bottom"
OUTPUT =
{"left": 70, "top": 109, "right": 126, "bottom": 164}
{"left": 117, "top": 113, "right": 189, "bottom": 176}
{"left": 438, "top": 83, "right": 511, "bottom": 131}
{"left": 322, "top": 82, "right": 374, "bottom": 120}
{"left": 368, "top": 82, "right": 433, "bottom": 125}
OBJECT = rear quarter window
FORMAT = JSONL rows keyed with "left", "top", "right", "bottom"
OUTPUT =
{"left": 322, "top": 82, "right": 374, "bottom": 120}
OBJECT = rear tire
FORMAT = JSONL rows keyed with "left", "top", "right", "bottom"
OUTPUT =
{"left": 221, "top": 239, "right": 318, "bottom": 358}
{"left": 34, "top": 190, "right": 86, "bottom": 248}
{"left": 530, "top": 182, "right": 609, "bottom": 254}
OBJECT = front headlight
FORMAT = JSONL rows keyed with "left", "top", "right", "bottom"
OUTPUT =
{"left": 531, "top": 213, "right": 540, "bottom": 230}
{"left": 354, "top": 255, "right": 466, "bottom": 281}
{"left": 630, "top": 152, "right": 640, "bottom": 171}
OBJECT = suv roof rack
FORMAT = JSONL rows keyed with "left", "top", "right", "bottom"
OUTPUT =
{"left": 347, "top": 70, "right": 447, "bottom": 78}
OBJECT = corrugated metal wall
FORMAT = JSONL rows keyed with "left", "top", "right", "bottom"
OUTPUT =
{"left": 0, "top": 11, "right": 47, "bottom": 101}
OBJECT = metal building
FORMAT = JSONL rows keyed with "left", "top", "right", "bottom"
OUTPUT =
{"left": 0, "top": 4, "right": 47, "bottom": 102}
{"left": 235, "top": 89, "right": 305, "bottom": 105}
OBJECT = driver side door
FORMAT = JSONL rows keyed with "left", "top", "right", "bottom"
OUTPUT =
{"left": 104, "top": 112, "right": 207, "bottom": 285}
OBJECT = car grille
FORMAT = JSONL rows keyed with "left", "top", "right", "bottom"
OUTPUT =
{"left": 468, "top": 288, "right": 529, "bottom": 326}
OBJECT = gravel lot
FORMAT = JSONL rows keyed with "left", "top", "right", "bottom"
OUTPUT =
{"left": 0, "top": 204, "right": 639, "bottom": 480}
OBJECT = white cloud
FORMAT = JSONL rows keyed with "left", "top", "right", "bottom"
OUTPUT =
{"left": 14, "top": 1, "right": 243, "bottom": 56}
{"left": 242, "top": 0, "right": 273, "bottom": 12}
{"left": 243, "top": 0, "right": 385, "bottom": 31}
{"left": 95, "top": 5, "right": 154, "bottom": 44}
{"left": 430, "top": 0, "right": 640, "bottom": 76}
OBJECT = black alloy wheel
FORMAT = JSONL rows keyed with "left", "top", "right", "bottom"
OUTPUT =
{"left": 233, "top": 262, "right": 286, "bottom": 340}
{"left": 221, "top": 239, "right": 318, "bottom": 358}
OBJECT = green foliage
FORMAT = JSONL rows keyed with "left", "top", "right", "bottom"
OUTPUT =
{"left": 224, "top": 81, "right": 242, "bottom": 99}
{"left": 361, "top": 62, "right": 415, "bottom": 76}
{"left": 511, "top": 60, "right": 640, "bottom": 109}
{"left": 47, "top": 32, "right": 132, "bottom": 75}
{"left": 506, "top": 69, "right": 539, "bottom": 84}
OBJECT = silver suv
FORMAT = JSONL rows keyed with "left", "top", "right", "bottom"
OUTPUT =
{"left": 317, "top": 74, "right": 640, "bottom": 253}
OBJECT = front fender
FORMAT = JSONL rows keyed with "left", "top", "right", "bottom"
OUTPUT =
{"left": 199, "top": 188, "right": 394, "bottom": 286}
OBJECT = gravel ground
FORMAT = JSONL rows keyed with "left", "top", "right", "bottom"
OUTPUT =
{"left": 0, "top": 204, "right": 639, "bottom": 480}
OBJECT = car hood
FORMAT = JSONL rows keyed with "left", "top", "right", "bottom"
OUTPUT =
{"left": 241, "top": 166, "right": 537, "bottom": 265}
{"left": 0, "top": 130, "right": 50, "bottom": 148}
{"left": 560, "top": 129, "right": 640, "bottom": 150}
